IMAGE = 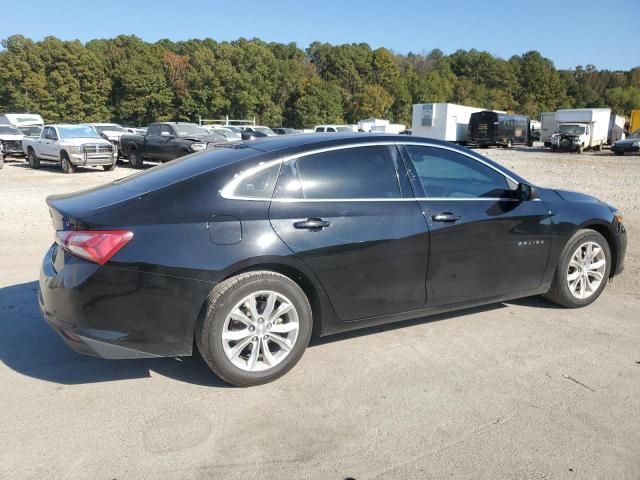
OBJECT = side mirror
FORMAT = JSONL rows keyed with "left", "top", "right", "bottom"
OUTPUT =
{"left": 515, "top": 183, "right": 537, "bottom": 201}
{"left": 160, "top": 131, "right": 173, "bottom": 137}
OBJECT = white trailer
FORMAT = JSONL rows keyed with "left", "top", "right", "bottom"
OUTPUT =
{"left": 358, "top": 118, "right": 389, "bottom": 132}
{"left": 540, "top": 112, "right": 557, "bottom": 147}
{"left": 608, "top": 114, "right": 626, "bottom": 144}
{"left": 0, "top": 113, "right": 44, "bottom": 136}
{"left": 412, "top": 103, "right": 485, "bottom": 143}
{"left": 551, "top": 108, "right": 611, "bottom": 152}
{"left": 370, "top": 123, "right": 406, "bottom": 134}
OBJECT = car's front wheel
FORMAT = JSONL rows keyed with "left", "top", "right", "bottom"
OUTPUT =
{"left": 196, "top": 271, "right": 312, "bottom": 386}
{"left": 545, "top": 229, "right": 611, "bottom": 308}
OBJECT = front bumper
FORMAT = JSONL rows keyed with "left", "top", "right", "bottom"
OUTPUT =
{"left": 38, "top": 244, "right": 208, "bottom": 359}
{"left": 69, "top": 153, "right": 116, "bottom": 166}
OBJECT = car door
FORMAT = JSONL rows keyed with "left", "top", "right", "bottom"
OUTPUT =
{"left": 269, "top": 144, "right": 429, "bottom": 321}
{"left": 401, "top": 144, "right": 552, "bottom": 306}
{"left": 39, "top": 127, "right": 57, "bottom": 159}
{"left": 144, "top": 124, "right": 164, "bottom": 161}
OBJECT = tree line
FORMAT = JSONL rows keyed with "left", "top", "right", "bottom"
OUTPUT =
{"left": 0, "top": 34, "right": 638, "bottom": 128}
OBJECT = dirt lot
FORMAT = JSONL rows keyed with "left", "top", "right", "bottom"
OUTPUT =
{"left": 0, "top": 147, "right": 639, "bottom": 479}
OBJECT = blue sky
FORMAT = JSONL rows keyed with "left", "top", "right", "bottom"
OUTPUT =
{"left": 1, "top": 0, "right": 638, "bottom": 70}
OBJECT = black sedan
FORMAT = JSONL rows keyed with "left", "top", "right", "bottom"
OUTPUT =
{"left": 39, "top": 134, "right": 627, "bottom": 386}
{"left": 611, "top": 129, "right": 640, "bottom": 155}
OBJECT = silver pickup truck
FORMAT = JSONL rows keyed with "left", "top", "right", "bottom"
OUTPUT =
{"left": 22, "top": 124, "right": 117, "bottom": 173}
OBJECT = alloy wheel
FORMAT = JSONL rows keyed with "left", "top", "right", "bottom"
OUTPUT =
{"left": 566, "top": 241, "right": 606, "bottom": 299}
{"left": 221, "top": 290, "right": 299, "bottom": 372}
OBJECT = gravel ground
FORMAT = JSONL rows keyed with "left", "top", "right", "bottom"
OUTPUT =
{"left": 0, "top": 147, "right": 639, "bottom": 479}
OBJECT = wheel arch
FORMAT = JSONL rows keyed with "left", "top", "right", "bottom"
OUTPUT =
{"left": 220, "top": 261, "right": 327, "bottom": 337}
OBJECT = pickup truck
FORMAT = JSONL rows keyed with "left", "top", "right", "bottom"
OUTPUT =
{"left": 119, "top": 122, "right": 226, "bottom": 168}
{"left": 22, "top": 124, "right": 117, "bottom": 173}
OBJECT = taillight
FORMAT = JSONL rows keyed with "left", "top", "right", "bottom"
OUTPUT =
{"left": 55, "top": 230, "right": 133, "bottom": 265}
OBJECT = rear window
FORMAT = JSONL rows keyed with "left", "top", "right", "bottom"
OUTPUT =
{"left": 114, "top": 146, "right": 259, "bottom": 194}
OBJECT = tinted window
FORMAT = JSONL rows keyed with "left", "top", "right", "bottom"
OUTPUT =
{"left": 405, "top": 146, "right": 508, "bottom": 198}
{"left": 147, "top": 124, "right": 160, "bottom": 136}
{"left": 294, "top": 145, "right": 401, "bottom": 199}
{"left": 231, "top": 163, "right": 281, "bottom": 199}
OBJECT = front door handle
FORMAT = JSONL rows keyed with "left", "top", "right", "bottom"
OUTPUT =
{"left": 432, "top": 212, "right": 462, "bottom": 223}
{"left": 293, "top": 218, "right": 331, "bottom": 230}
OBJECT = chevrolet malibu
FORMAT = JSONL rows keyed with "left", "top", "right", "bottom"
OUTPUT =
{"left": 39, "top": 134, "right": 627, "bottom": 386}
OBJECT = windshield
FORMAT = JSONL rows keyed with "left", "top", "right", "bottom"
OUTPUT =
{"left": 254, "top": 127, "right": 276, "bottom": 136}
{"left": 58, "top": 125, "right": 102, "bottom": 140}
{"left": 174, "top": 124, "right": 209, "bottom": 137}
{"left": 0, "top": 126, "right": 22, "bottom": 135}
{"left": 94, "top": 125, "right": 126, "bottom": 134}
{"left": 558, "top": 124, "right": 585, "bottom": 135}
{"left": 214, "top": 128, "right": 241, "bottom": 139}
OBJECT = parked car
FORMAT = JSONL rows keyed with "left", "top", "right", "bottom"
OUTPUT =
{"left": 0, "top": 124, "right": 25, "bottom": 158}
{"left": 86, "top": 123, "right": 128, "bottom": 148}
{"left": 22, "top": 124, "right": 117, "bottom": 173}
{"left": 38, "top": 133, "right": 627, "bottom": 386}
{"left": 119, "top": 122, "right": 226, "bottom": 168}
{"left": 0, "top": 113, "right": 44, "bottom": 137}
{"left": 208, "top": 127, "right": 242, "bottom": 142}
{"left": 314, "top": 125, "right": 354, "bottom": 133}
{"left": 273, "top": 128, "right": 298, "bottom": 135}
{"left": 611, "top": 129, "right": 640, "bottom": 156}
{"left": 241, "top": 126, "right": 276, "bottom": 136}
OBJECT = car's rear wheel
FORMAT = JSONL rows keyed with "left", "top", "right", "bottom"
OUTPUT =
{"left": 103, "top": 163, "right": 117, "bottom": 171}
{"left": 28, "top": 149, "right": 40, "bottom": 169}
{"left": 196, "top": 271, "right": 312, "bottom": 386}
{"left": 545, "top": 229, "right": 611, "bottom": 308}
{"left": 61, "top": 153, "right": 76, "bottom": 174}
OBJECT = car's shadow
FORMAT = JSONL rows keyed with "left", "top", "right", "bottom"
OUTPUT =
{"left": 0, "top": 281, "right": 229, "bottom": 387}
{"left": 0, "top": 280, "right": 558, "bottom": 386}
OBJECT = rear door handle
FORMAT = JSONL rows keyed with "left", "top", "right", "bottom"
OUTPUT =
{"left": 431, "top": 212, "right": 462, "bottom": 222}
{"left": 293, "top": 218, "right": 331, "bottom": 230}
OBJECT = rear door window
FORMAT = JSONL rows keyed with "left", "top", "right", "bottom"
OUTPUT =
{"left": 404, "top": 145, "right": 509, "bottom": 198}
{"left": 283, "top": 145, "right": 402, "bottom": 199}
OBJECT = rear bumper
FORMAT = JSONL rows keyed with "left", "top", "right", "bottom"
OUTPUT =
{"left": 38, "top": 244, "right": 212, "bottom": 359}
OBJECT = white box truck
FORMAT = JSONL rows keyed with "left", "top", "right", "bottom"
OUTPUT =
{"left": 540, "top": 112, "right": 557, "bottom": 147}
{"left": 412, "top": 103, "right": 485, "bottom": 143}
{"left": 550, "top": 108, "right": 610, "bottom": 153}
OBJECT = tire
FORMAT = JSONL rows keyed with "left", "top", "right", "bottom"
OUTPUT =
{"left": 103, "top": 163, "right": 117, "bottom": 171}
{"left": 545, "top": 229, "right": 611, "bottom": 308}
{"left": 576, "top": 144, "right": 583, "bottom": 154}
{"left": 507, "top": 139, "right": 513, "bottom": 149}
{"left": 196, "top": 271, "right": 313, "bottom": 387}
{"left": 0, "top": 153, "right": 4, "bottom": 169}
{"left": 128, "top": 148, "right": 143, "bottom": 169}
{"left": 61, "top": 153, "right": 76, "bottom": 174}
{"left": 27, "top": 149, "right": 40, "bottom": 169}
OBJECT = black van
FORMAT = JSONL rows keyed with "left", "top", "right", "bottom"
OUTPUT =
{"left": 469, "top": 111, "right": 532, "bottom": 148}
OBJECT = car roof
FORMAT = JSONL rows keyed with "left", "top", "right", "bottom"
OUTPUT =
{"left": 243, "top": 132, "right": 445, "bottom": 152}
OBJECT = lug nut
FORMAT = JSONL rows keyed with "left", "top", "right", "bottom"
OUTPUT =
{"left": 249, "top": 326, "right": 255, "bottom": 332}
{"left": 252, "top": 336, "right": 258, "bottom": 342}
{"left": 263, "top": 335, "right": 268, "bottom": 340}
{"left": 258, "top": 317, "right": 264, "bottom": 323}
{"left": 267, "top": 323, "right": 272, "bottom": 329}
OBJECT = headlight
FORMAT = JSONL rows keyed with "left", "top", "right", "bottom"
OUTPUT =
{"left": 65, "top": 145, "right": 83, "bottom": 154}
{"left": 190, "top": 143, "right": 207, "bottom": 152}
{"left": 633, "top": 141, "right": 640, "bottom": 147}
